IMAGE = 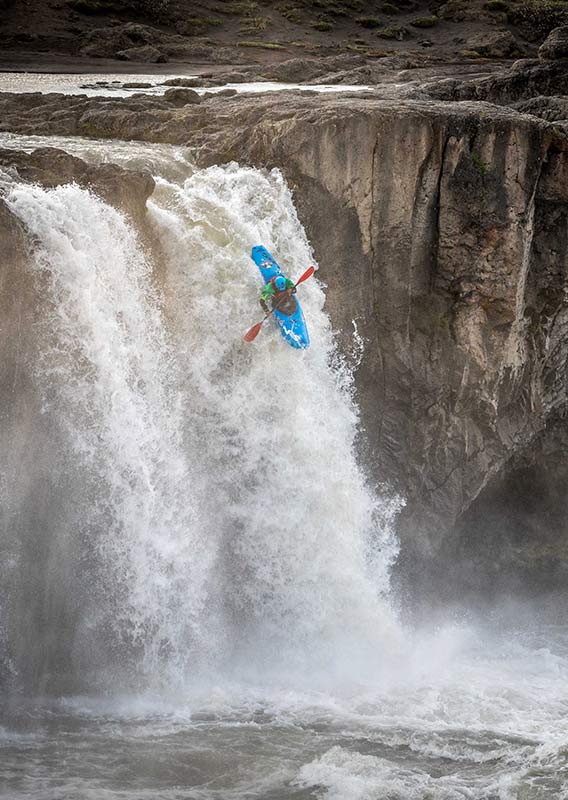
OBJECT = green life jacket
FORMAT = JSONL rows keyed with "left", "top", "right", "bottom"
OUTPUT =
{"left": 261, "top": 276, "right": 295, "bottom": 301}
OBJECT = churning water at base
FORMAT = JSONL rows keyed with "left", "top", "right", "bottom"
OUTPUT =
{"left": 1, "top": 138, "right": 567, "bottom": 798}
{"left": 2, "top": 619, "right": 568, "bottom": 799}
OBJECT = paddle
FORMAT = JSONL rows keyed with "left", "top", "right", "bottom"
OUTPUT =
{"left": 243, "top": 266, "right": 315, "bottom": 343}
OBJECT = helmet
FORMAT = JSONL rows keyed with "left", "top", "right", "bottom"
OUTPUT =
{"left": 274, "top": 276, "right": 287, "bottom": 291}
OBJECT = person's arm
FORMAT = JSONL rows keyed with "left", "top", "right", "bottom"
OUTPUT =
{"left": 260, "top": 283, "right": 274, "bottom": 315}
{"left": 285, "top": 277, "right": 296, "bottom": 294}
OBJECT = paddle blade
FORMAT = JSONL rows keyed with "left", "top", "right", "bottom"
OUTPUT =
{"left": 295, "top": 265, "right": 315, "bottom": 286}
{"left": 243, "top": 321, "right": 263, "bottom": 342}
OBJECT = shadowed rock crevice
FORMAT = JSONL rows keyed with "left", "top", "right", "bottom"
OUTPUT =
{"left": 432, "top": 408, "right": 568, "bottom": 606}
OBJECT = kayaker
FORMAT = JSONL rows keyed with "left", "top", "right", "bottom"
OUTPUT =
{"left": 260, "top": 275, "right": 297, "bottom": 316}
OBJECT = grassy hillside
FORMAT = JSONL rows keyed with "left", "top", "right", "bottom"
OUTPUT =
{"left": 1, "top": 0, "right": 567, "bottom": 64}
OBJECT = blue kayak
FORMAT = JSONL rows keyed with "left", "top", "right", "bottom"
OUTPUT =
{"left": 251, "top": 245, "right": 310, "bottom": 350}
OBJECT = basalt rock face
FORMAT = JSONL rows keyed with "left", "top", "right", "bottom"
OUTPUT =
{"left": 212, "top": 98, "right": 568, "bottom": 594}
{"left": 436, "top": 408, "right": 568, "bottom": 605}
{"left": 1, "top": 89, "right": 567, "bottom": 599}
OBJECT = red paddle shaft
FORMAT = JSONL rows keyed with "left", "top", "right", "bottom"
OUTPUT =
{"left": 243, "top": 265, "right": 315, "bottom": 343}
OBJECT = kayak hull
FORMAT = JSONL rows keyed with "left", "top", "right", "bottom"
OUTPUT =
{"left": 251, "top": 245, "right": 310, "bottom": 350}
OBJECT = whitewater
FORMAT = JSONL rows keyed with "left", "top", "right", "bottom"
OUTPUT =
{"left": 0, "top": 135, "right": 567, "bottom": 799}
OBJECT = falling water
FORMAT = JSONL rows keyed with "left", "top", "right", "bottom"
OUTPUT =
{"left": 1, "top": 138, "right": 567, "bottom": 799}
{"left": 2, "top": 155, "right": 400, "bottom": 695}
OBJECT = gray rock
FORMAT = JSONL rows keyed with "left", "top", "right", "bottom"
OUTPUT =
{"left": 79, "top": 21, "right": 190, "bottom": 61}
{"left": 426, "top": 59, "right": 568, "bottom": 104}
{"left": 0, "top": 147, "right": 154, "bottom": 221}
{"left": 80, "top": 22, "right": 156, "bottom": 59}
{"left": 265, "top": 54, "right": 366, "bottom": 83}
{"left": 215, "top": 72, "right": 251, "bottom": 84}
{"left": 513, "top": 95, "right": 568, "bottom": 121}
{"left": 162, "top": 77, "right": 201, "bottom": 87}
{"left": 467, "top": 30, "right": 526, "bottom": 59}
{"left": 116, "top": 45, "right": 167, "bottom": 63}
{"left": 539, "top": 25, "right": 568, "bottom": 60}
{"left": 163, "top": 87, "right": 201, "bottom": 105}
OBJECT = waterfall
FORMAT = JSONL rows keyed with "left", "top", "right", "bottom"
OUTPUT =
{"left": 1, "top": 153, "right": 400, "bottom": 695}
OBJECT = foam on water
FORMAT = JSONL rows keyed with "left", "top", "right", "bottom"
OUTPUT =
{"left": 4, "top": 181, "right": 220, "bottom": 686}
{"left": 2, "top": 622, "right": 568, "bottom": 800}
{"left": 145, "top": 163, "right": 402, "bottom": 683}
{"left": 3, "top": 156, "right": 400, "bottom": 691}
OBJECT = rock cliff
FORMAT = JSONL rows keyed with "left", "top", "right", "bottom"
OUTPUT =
{"left": 1, "top": 71, "right": 567, "bottom": 602}
{"left": 199, "top": 95, "right": 568, "bottom": 599}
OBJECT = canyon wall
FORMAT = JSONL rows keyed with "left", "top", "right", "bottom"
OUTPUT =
{"left": 203, "top": 95, "right": 568, "bottom": 596}
{"left": 1, "top": 86, "right": 567, "bottom": 599}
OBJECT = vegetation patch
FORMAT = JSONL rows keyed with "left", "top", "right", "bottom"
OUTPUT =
{"left": 437, "top": 0, "right": 468, "bottom": 20}
{"left": 507, "top": 0, "right": 568, "bottom": 41}
{"left": 219, "top": 1, "right": 258, "bottom": 15}
{"left": 310, "top": 0, "right": 349, "bottom": 15}
{"left": 472, "top": 152, "right": 489, "bottom": 174}
{"left": 240, "top": 15, "right": 270, "bottom": 32}
{"left": 66, "top": 0, "right": 124, "bottom": 13}
{"left": 378, "top": 25, "right": 409, "bottom": 38}
{"left": 484, "top": 0, "right": 509, "bottom": 11}
{"left": 411, "top": 14, "right": 440, "bottom": 27}
{"left": 356, "top": 15, "right": 382, "bottom": 27}
{"left": 311, "top": 19, "right": 334, "bottom": 29}
{"left": 277, "top": 3, "right": 302, "bottom": 22}
{"left": 460, "top": 49, "right": 492, "bottom": 60}
{"left": 344, "top": 42, "right": 389, "bottom": 55}
{"left": 382, "top": 2, "right": 400, "bottom": 13}
{"left": 237, "top": 40, "right": 285, "bottom": 48}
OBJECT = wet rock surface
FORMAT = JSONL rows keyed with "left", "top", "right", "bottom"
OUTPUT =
{"left": 0, "top": 146, "right": 154, "bottom": 223}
